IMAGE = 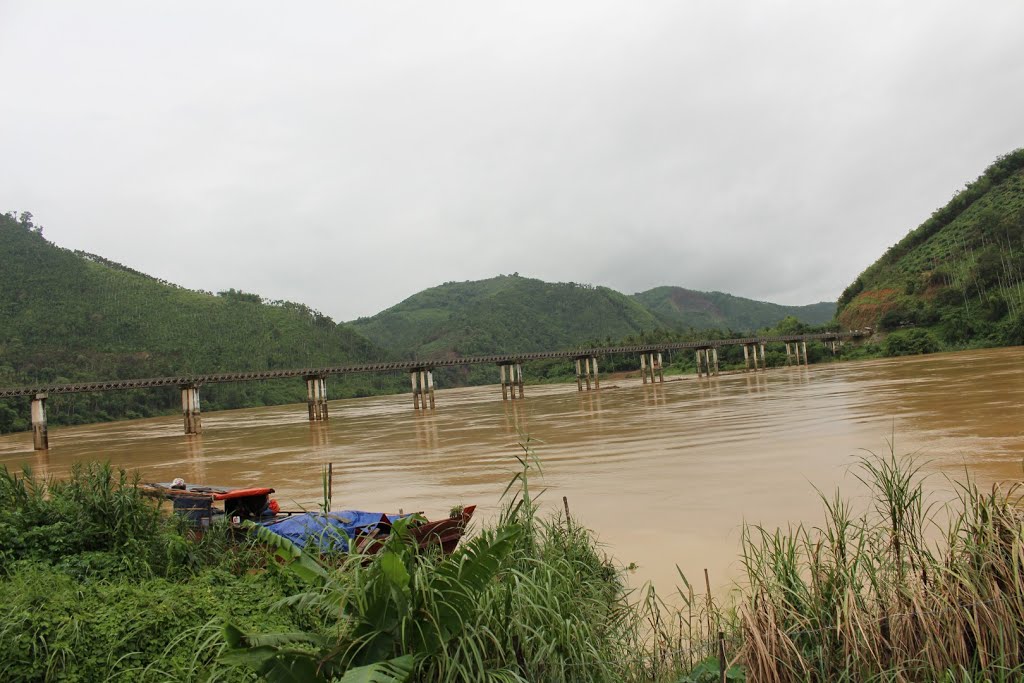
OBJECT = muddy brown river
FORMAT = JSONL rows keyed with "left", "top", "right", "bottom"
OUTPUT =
{"left": 1, "top": 347, "right": 1022, "bottom": 594}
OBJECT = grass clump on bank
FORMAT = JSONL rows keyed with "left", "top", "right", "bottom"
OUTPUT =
{"left": 0, "top": 462, "right": 325, "bottom": 682}
{"left": 224, "top": 446, "right": 663, "bottom": 682}
{"left": 734, "top": 451, "right": 1024, "bottom": 682}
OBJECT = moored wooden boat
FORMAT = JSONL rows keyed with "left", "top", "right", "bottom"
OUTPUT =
{"left": 352, "top": 505, "right": 476, "bottom": 556}
{"left": 141, "top": 481, "right": 474, "bottom": 556}
{"left": 259, "top": 505, "right": 477, "bottom": 557}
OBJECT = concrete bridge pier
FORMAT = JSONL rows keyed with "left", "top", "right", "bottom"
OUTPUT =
{"left": 790, "top": 339, "right": 806, "bottom": 366}
{"left": 696, "top": 349, "right": 712, "bottom": 378}
{"left": 759, "top": 343, "right": 766, "bottom": 369}
{"left": 802, "top": 341, "right": 809, "bottom": 365}
{"left": 711, "top": 348, "right": 720, "bottom": 376}
{"left": 785, "top": 343, "right": 793, "bottom": 366}
{"left": 31, "top": 392, "right": 48, "bottom": 450}
{"left": 181, "top": 384, "right": 202, "bottom": 435}
{"left": 305, "top": 375, "right": 328, "bottom": 421}
{"left": 500, "top": 363, "right": 525, "bottom": 400}
{"left": 590, "top": 357, "right": 600, "bottom": 390}
{"left": 747, "top": 343, "right": 760, "bottom": 371}
{"left": 743, "top": 344, "right": 751, "bottom": 370}
{"left": 576, "top": 356, "right": 597, "bottom": 391}
{"left": 410, "top": 369, "right": 434, "bottom": 409}
{"left": 641, "top": 352, "right": 664, "bottom": 384}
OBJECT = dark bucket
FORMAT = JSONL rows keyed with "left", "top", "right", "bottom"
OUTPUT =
{"left": 173, "top": 494, "right": 213, "bottom": 527}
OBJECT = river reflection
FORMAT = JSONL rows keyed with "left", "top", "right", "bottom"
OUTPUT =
{"left": 1, "top": 346, "right": 1022, "bottom": 593}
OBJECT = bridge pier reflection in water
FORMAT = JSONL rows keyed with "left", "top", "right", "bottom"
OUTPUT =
{"left": 184, "top": 434, "right": 207, "bottom": 485}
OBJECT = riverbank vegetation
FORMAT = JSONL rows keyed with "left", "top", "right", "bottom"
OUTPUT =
{"left": 3, "top": 447, "right": 1024, "bottom": 681}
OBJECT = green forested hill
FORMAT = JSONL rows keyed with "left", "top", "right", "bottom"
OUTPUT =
{"left": 836, "top": 149, "right": 1024, "bottom": 351}
{"left": 350, "top": 275, "right": 663, "bottom": 357}
{"left": 350, "top": 275, "right": 835, "bottom": 358}
{"left": 0, "top": 213, "right": 388, "bottom": 432}
{"left": 632, "top": 287, "right": 835, "bottom": 331}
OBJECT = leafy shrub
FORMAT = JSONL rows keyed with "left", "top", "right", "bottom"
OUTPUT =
{"left": 878, "top": 309, "right": 910, "bottom": 331}
{"left": 0, "top": 564, "right": 309, "bottom": 682}
{"left": 983, "top": 294, "right": 1009, "bottom": 322}
{"left": 882, "top": 329, "right": 940, "bottom": 356}
{"left": 837, "top": 277, "right": 864, "bottom": 310}
{"left": 938, "top": 310, "right": 979, "bottom": 345}
{"left": 0, "top": 463, "right": 166, "bottom": 577}
{"left": 934, "top": 287, "right": 964, "bottom": 308}
{"left": 999, "top": 312, "right": 1024, "bottom": 346}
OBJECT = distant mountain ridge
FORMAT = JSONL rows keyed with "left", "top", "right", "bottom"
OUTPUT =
{"left": 633, "top": 286, "right": 835, "bottom": 332}
{"left": 350, "top": 275, "right": 835, "bottom": 358}
{"left": 350, "top": 276, "right": 662, "bottom": 357}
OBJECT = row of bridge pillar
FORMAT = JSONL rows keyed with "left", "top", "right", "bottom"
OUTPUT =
{"left": 785, "top": 341, "right": 809, "bottom": 366}
{"left": 23, "top": 338, "right": 848, "bottom": 449}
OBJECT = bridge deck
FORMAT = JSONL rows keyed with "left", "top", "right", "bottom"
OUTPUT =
{"left": 0, "top": 332, "right": 859, "bottom": 398}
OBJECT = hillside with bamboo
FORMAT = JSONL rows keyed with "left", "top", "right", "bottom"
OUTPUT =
{"left": 837, "top": 149, "right": 1024, "bottom": 351}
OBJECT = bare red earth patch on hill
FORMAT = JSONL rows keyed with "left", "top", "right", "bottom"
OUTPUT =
{"left": 838, "top": 289, "right": 900, "bottom": 329}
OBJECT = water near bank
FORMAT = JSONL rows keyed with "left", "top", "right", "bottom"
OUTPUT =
{"left": 1, "top": 346, "right": 1022, "bottom": 592}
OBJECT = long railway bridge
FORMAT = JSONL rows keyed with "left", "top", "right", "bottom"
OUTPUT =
{"left": 2, "top": 331, "right": 865, "bottom": 450}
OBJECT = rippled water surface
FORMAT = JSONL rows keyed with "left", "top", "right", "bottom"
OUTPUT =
{"left": 2, "top": 347, "right": 1022, "bottom": 592}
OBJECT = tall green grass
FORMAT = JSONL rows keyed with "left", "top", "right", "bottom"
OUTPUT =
{"left": 224, "top": 442, "right": 678, "bottom": 682}
{"left": 735, "top": 449, "right": 1024, "bottom": 681}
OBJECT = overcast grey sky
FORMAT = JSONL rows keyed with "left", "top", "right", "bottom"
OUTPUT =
{"left": 2, "top": 2, "right": 1022, "bottom": 322}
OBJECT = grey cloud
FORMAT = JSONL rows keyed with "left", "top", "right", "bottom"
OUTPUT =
{"left": 1, "top": 1, "right": 1022, "bottom": 321}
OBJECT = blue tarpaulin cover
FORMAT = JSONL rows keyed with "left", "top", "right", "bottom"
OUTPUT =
{"left": 260, "top": 510, "right": 404, "bottom": 552}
